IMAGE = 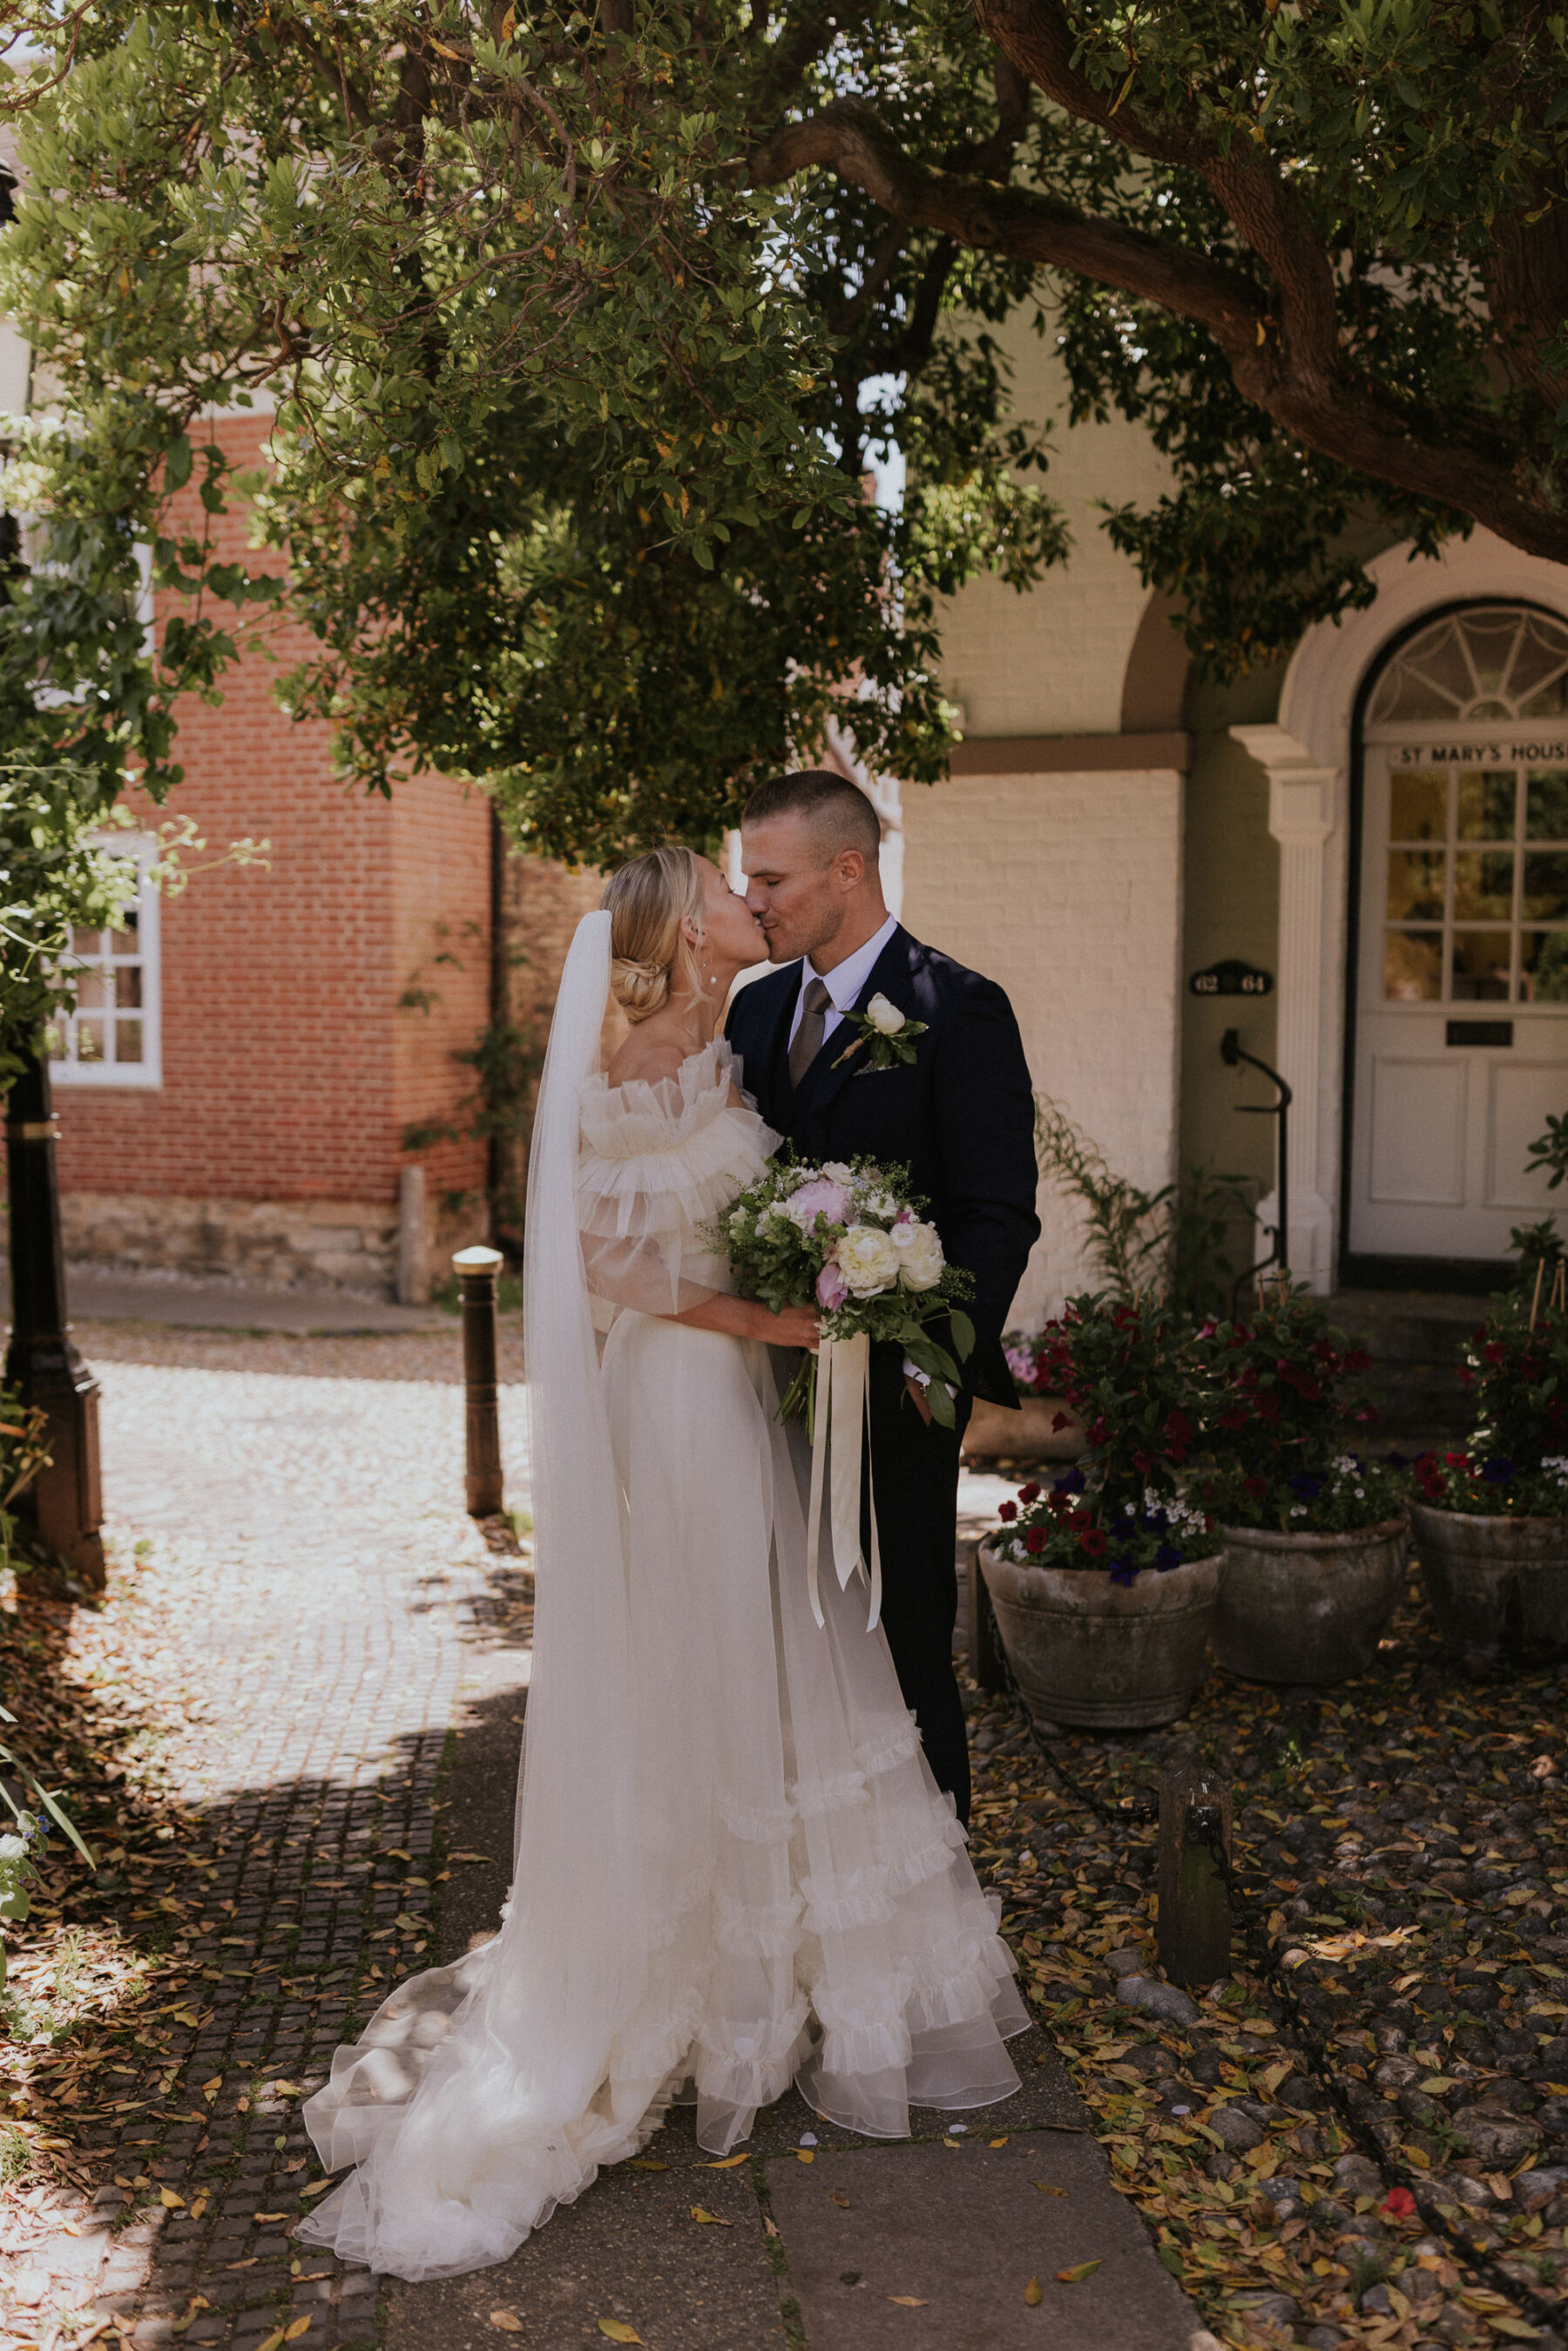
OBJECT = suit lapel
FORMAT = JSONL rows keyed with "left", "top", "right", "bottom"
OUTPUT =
{"left": 760, "top": 964, "right": 801, "bottom": 1125}
{"left": 794, "top": 927, "right": 914, "bottom": 1119}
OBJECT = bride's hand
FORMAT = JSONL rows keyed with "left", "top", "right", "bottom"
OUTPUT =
{"left": 757, "top": 1304, "right": 821, "bottom": 1351}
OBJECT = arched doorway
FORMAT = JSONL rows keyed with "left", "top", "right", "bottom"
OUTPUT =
{"left": 1347, "top": 601, "right": 1568, "bottom": 1270}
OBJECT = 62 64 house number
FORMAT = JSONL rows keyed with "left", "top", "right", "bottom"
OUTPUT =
{"left": 1189, "top": 959, "right": 1274, "bottom": 999}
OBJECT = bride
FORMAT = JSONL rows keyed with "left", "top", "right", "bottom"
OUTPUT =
{"left": 297, "top": 846, "right": 1028, "bottom": 2282}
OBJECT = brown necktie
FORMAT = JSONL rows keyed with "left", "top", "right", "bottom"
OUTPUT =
{"left": 788, "top": 976, "right": 833, "bottom": 1090}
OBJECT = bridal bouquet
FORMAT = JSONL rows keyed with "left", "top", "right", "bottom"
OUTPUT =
{"left": 716, "top": 1155, "right": 974, "bottom": 1428}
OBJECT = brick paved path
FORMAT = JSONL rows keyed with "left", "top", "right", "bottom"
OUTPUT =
{"left": 3, "top": 1325, "right": 1203, "bottom": 2351}
{"left": 6, "top": 1328, "right": 531, "bottom": 2351}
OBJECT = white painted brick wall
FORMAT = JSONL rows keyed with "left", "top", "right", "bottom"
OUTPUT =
{"left": 901, "top": 769, "right": 1185, "bottom": 1329}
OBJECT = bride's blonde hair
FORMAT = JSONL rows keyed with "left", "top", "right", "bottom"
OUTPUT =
{"left": 600, "top": 846, "right": 706, "bottom": 1025}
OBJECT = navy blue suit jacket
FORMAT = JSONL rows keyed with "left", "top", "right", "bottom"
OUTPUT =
{"left": 724, "top": 925, "right": 1040, "bottom": 1407}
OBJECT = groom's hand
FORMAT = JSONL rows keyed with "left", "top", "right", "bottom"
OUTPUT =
{"left": 904, "top": 1374, "right": 934, "bottom": 1426}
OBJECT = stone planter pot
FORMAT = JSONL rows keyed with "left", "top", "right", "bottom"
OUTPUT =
{"left": 963, "top": 1394, "right": 1086, "bottom": 1464}
{"left": 1214, "top": 1516, "right": 1410, "bottom": 1684}
{"left": 1409, "top": 1502, "right": 1568, "bottom": 1665}
{"left": 977, "top": 1543, "right": 1222, "bottom": 1729}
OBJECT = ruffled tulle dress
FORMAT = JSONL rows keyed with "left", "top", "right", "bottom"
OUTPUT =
{"left": 297, "top": 1037, "right": 1026, "bottom": 2282}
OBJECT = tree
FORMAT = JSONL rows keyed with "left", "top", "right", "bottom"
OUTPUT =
{"left": 750, "top": 0, "right": 1568, "bottom": 670}
{"left": 4, "top": 3, "right": 1562, "bottom": 869}
{"left": 0, "top": 2, "right": 1057, "bottom": 863}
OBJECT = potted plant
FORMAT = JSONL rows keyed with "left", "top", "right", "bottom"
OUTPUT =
{"left": 1409, "top": 1288, "right": 1568, "bottom": 1665}
{"left": 961, "top": 1331, "right": 1087, "bottom": 1465}
{"left": 977, "top": 1293, "right": 1224, "bottom": 1727}
{"left": 1195, "top": 1291, "right": 1410, "bottom": 1684}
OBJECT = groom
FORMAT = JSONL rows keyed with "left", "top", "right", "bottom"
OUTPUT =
{"left": 727, "top": 769, "right": 1040, "bottom": 1826}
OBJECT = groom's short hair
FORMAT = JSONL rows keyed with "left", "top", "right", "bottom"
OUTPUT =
{"left": 743, "top": 769, "right": 881, "bottom": 865}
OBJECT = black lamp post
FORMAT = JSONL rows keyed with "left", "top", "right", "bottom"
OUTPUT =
{"left": 3, "top": 1042, "right": 105, "bottom": 1589}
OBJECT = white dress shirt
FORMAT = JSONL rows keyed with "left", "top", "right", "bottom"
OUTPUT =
{"left": 786, "top": 912, "right": 900, "bottom": 1054}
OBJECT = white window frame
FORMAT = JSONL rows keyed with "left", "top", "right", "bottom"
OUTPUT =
{"left": 49, "top": 831, "right": 164, "bottom": 1090}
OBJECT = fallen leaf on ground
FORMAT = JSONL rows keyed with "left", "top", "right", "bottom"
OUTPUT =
{"left": 990, "top": 2135, "right": 1009, "bottom": 2146}
{"left": 159, "top": 2187, "right": 185, "bottom": 2208}
{"left": 597, "top": 2324, "right": 643, "bottom": 2345}
{"left": 689, "top": 2205, "right": 732, "bottom": 2226}
{"left": 253, "top": 2212, "right": 287, "bottom": 2223}
{"left": 700, "top": 2153, "right": 747, "bottom": 2168}
{"left": 1024, "top": 2278, "right": 1044, "bottom": 2306}
{"left": 285, "top": 2323, "right": 311, "bottom": 2343}
{"left": 1057, "top": 2260, "right": 1102, "bottom": 2284}
{"left": 489, "top": 2316, "right": 524, "bottom": 2334}
{"left": 301, "top": 2177, "right": 341, "bottom": 2197}
{"left": 1035, "top": 2182, "right": 1068, "bottom": 2198}
{"left": 887, "top": 2295, "right": 929, "bottom": 2307}
{"left": 795, "top": 2149, "right": 814, "bottom": 2163}
{"left": 626, "top": 2159, "right": 667, "bottom": 2172}
{"left": 830, "top": 2190, "right": 850, "bottom": 2208}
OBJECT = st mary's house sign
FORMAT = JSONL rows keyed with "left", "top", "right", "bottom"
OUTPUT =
{"left": 1189, "top": 959, "right": 1274, "bottom": 998}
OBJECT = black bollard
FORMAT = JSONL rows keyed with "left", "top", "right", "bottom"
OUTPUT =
{"left": 1157, "top": 1758, "right": 1233, "bottom": 1987}
{"left": 3, "top": 1047, "right": 105, "bottom": 1588}
{"left": 454, "top": 1245, "right": 504, "bottom": 1519}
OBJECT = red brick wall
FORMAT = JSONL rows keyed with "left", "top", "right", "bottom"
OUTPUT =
{"left": 53, "top": 412, "right": 490, "bottom": 1213}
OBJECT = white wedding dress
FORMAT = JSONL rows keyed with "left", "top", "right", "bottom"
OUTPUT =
{"left": 297, "top": 913, "right": 1026, "bottom": 2282}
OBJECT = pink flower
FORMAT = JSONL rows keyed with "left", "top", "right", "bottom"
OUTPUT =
{"left": 786, "top": 1178, "right": 851, "bottom": 1232}
{"left": 895, "top": 1206, "right": 914, "bottom": 1223}
{"left": 815, "top": 1258, "right": 849, "bottom": 1310}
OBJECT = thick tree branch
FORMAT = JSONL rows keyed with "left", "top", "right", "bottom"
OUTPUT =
{"left": 751, "top": 99, "right": 1265, "bottom": 341}
{"left": 754, "top": 92, "right": 1568, "bottom": 566}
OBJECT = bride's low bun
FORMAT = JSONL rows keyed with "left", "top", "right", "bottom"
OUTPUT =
{"left": 611, "top": 953, "right": 671, "bottom": 1023}
{"left": 601, "top": 847, "right": 705, "bottom": 1026}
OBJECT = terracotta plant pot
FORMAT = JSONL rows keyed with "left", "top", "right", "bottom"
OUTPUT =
{"left": 977, "top": 1542, "right": 1222, "bottom": 1729}
{"left": 962, "top": 1394, "right": 1086, "bottom": 1464}
{"left": 1409, "top": 1502, "right": 1568, "bottom": 1666}
{"left": 1213, "top": 1516, "right": 1410, "bottom": 1684}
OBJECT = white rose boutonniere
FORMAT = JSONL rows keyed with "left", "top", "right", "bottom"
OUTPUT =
{"left": 832, "top": 993, "right": 928, "bottom": 1072}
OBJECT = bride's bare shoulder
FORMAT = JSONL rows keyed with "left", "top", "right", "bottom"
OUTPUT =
{"left": 605, "top": 1029, "right": 695, "bottom": 1091}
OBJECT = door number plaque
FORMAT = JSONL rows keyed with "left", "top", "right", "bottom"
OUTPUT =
{"left": 1189, "top": 959, "right": 1274, "bottom": 999}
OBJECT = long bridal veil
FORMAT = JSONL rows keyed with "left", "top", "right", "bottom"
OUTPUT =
{"left": 301, "top": 909, "right": 675, "bottom": 2278}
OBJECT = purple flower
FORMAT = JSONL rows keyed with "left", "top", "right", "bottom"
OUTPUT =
{"left": 1481, "top": 1455, "right": 1516, "bottom": 1484}
{"left": 815, "top": 1258, "right": 849, "bottom": 1311}
{"left": 1055, "top": 1469, "right": 1087, "bottom": 1496}
{"left": 1289, "top": 1471, "right": 1324, "bottom": 1500}
{"left": 1108, "top": 1557, "right": 1139, "bottom": 1588}
{"left": 1154, "top": 1542, "right": 1182, "bottom": 1572}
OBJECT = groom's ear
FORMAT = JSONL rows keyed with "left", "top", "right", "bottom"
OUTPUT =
{"left": 833, "top": 848, "right": 868, "bottom": 890}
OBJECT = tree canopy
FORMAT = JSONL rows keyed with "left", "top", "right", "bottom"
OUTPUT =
{"left": 2, "top": 3, "right": 1566, "bottom": 862}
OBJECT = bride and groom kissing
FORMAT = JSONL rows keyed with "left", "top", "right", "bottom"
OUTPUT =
{"left": 297, "top": 768, "right": 1043, "bottom": 2281}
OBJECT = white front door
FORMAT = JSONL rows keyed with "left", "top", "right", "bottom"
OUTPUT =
{"left": 1348, "top": 604, "right": 1568, "bottom": 1264}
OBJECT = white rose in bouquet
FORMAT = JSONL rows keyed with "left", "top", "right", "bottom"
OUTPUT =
{"left": 836, "top": 1223, "right": 901, "bottom": 1297}
{"left": 891, "top": 1218, "right": 945, "bottom": 1291}
{"left": 866, "top": 993, "right": 906, "bottom": 1036}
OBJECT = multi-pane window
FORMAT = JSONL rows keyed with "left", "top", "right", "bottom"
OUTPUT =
{"left": 1383, "top": 767, "right": 1568, "bottom": 1004}
{"left": 49, "top": 835, "right": 163, "bottom": 1087}
{"left": 1372, "top": 606, "right": 1568, "bottom": 1006}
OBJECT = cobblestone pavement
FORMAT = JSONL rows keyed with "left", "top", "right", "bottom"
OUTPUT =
{"left": 3, "top": 1327, "right": 531, "bottom": 2351}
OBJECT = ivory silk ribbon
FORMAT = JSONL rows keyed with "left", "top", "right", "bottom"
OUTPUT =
{"left": 804, "top": 1332, "right": 882, "bottom": 1635}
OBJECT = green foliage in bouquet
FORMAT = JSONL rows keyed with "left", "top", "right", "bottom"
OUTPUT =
{"left": 1415, "top": 1290, "right": 1568, "bottom": 1517}
{"left": 1193, "top": 1289, "right": 1403, "bottom": 1535}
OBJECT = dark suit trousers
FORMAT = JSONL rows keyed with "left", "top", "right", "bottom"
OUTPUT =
{"left": 862, "top": 1346, "right": 971, "bottom": 1827}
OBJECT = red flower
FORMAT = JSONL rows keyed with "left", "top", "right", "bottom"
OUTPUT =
{"left": 1256, "top": 1392, "right": 1283, "bottom": 1423}
{"left": 1051, "top": 1410, "right": 1073, "bottom": 1433}
{"left": 997, "top": 1501, "right": 1017, "bottom": 1523}
{"left": 1484, "top": 1342, "right": 1506, "bottom": 1365}
{"left": 1078, "top": 1528, "right": 1108, "bottom": 1558}
{"left": 1343, "top": 1347, "right": 1372, "bottom": 1373}
{"left": 1132, "top": 1447, "right": 1156, "bottom": 1476}
{"left": 1017, "top": 1482, "right": 1041, "bottom": 1506}
{"left": 1244, "top": 1474, "right": 1269, "bottom": 1497}
{"left": 1069, "top": 1508, "right": 1094, "bottom": 1534}
{"left": 1382, "top": 2188, "right": 1416, "bottom": 2220}
{"left": 1024, "top": 1528, "right": 1045, "bottom": 1557}
{"left": 1217, "top": 1404, "right": 1250, "bottom": 1430}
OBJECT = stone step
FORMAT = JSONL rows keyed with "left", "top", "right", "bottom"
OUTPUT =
{"left": 1330, "top": 1289, "right": 1485, "bottom": 1447}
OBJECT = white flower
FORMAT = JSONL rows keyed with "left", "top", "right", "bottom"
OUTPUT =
{"left": 858, "top": 1190, "right": 898, "bottom": 1222}
{"left": 836, "top": 1223, "right": 901, "bottom": 1297}
{"left": 0, "top": 1833, "right": 25, "bottom": 1864}
{"left": 866, "top": 993, "right": 906, "bottom": 1036}
{"left": 891, "top": 1218, "right": 944, "bottom": 1291}
{"left": 821, "top": 1161, "right": 853, "bottom": 1182}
